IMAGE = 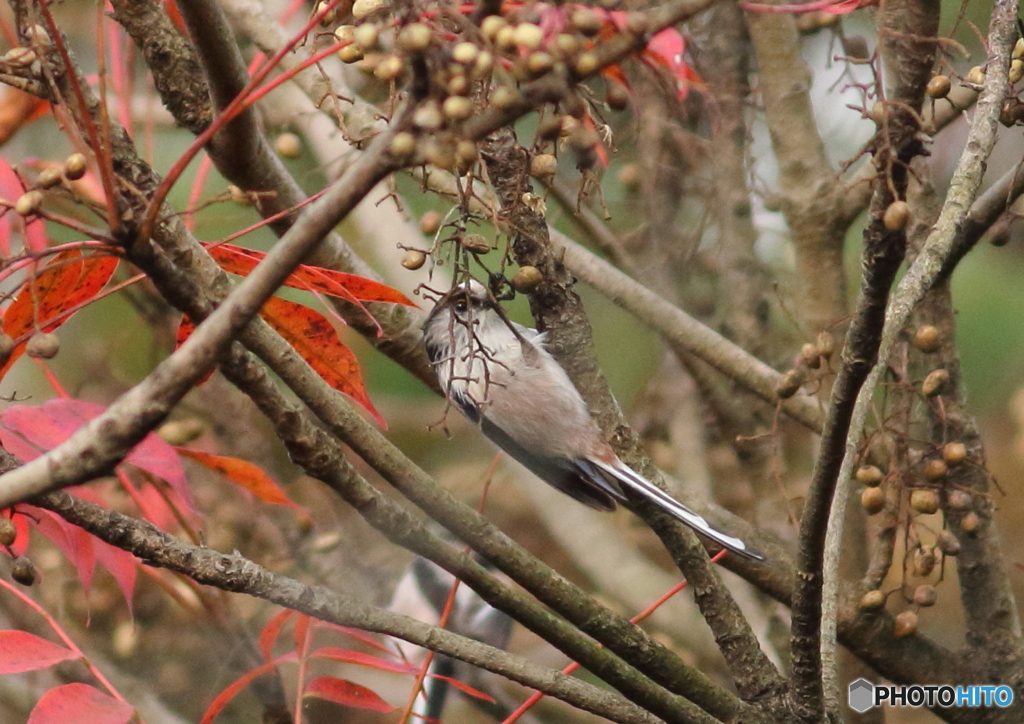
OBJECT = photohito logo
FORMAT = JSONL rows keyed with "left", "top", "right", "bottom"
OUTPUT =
{"left": 848, "top": 679, "right": 1014, "bottom": 712}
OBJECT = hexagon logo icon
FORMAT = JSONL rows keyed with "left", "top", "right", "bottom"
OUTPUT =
{"left": 849, "top": 678, "right": 874, "bottom": 713}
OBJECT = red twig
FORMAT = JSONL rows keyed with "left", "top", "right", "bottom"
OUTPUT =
{"left": 36, "top": 0, "right": 120, "bottom": 230}
{"left": 138, "top": 1, "right": 347, "bottom": 243}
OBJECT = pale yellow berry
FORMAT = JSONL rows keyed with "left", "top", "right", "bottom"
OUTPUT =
{"left": 452, "top": 42, "right": 479, "bottom": 64}
{"left": 574, "top": 52, "right": 599, "bottom": 76}
{"left": 966, "top": 66, "right": 985, "bottom": 86}
{"left": 512, "top": 22, "right": 543, "bottom": 50}
{"left": 375, "top": 55, "right": 405, "bottom": 82}
{"left": 64, "top": 153, "right": 88, "bottom": 180}
{"left": 530, "top": 153, "right": 558, "bottom": 178}
{"left": 442, "top": 95, "right": 474, "bottom": 122}
{"left": 401, "top": 249, "right": 427, "bottom": 270}
{"left": 275, "top": 132, "right": 302, "bottom": 158}
{"left": 894, "top": 610, "right": 918, "bottom": 638}
{"left": 480, "top": 15, "right": 507, "bottom": 42}
{"left": 398, "top": 23, "right": 432, "bottom": 53}
{"left": 512, "top": 265, "right": 543, "bottom": 293}
{"left": 910, "top": 489, "right": 940, "bottom": 515}
{"left": 354, "top": 24, "right": 379, "bottom": 50}
{"left": 36, "top": 167, "right": 62, "bottom": 190}
{"left": 14, "top": 190, "right": 43, "bottom": 216}
{"left": 26, "top": 331, "right": 59, "bottom": 359}
{"left": 926, "top": 75, "right": 951, "bottom": 99}
{"left": 883, "top": 200, "right": 910, "bottom": 231}
{"left": 352, "top": 0, "right": 387, "bottom": 18}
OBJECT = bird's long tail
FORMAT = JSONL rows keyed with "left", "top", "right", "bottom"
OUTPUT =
{"left": 590, "top": 458, "right": 765, "bottom": 561}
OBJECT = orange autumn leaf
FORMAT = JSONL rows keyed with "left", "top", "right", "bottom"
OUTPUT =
{"left": 0, "top": 87, "right": 48, "bottom": 146}
{"left": 0, "top": 250, "right": 119, "bottom": 378}
{"left": 207, "top": 243, "right": 415, "bottom": 308}
{"left": 259, "top": 296, "right": 385, "bottom": 427}
{"left": 176, "top": 297, "right": 383, "bottom": 425}
{"left": 177, "top": 449, "right": 308, "bottom": 518}
{"left": 174, "top": 316, "right": 215, "bottom": 386}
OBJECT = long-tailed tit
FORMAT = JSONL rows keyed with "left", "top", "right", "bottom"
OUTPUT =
{"left": 389, "top": 550, "right": 515, "bottom": 721}
{"left": 423, "top": 280, "right": 764, "bottom": 561}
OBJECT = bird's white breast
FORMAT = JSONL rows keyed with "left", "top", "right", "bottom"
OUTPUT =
{"left": 425, "top": 309, "right": 600, "bottom": 459}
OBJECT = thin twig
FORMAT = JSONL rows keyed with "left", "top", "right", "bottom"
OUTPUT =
{"left": 549, "top": 229, "right": 825, "bottom": 432}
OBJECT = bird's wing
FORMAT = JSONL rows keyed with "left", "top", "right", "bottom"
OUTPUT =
{"left": 449, "top": 387, "right": 481, "bottom": 422}
{"left": 474, "top": 415, "right": 621, "bottom": 512}
{"left": 587, "top": 458, "right": 766, "bottom": 561}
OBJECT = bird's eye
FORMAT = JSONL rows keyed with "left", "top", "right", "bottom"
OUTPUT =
{"left": 454, "top": 298, "right": 468, "bottom": 313}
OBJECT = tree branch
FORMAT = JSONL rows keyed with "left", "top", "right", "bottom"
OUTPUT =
{"left": 744, "top": 8, "right": 846, "bottom": 333}
{"left": 32, "top": 491, "right": 663, "bottom": 724}
{"left": 936, "top": 159, "right": 1024, "bottom": 282}
{"left": 108, "top": 0, "right": 212, "bottom": 133}
{"left": 6, "top": 15, "right": 761, "bottom": 720}
{"left": 790, "top": 0, "right": 942, "bottom": 717}
{"left": 549, "top": 229, "right": 824, "bottom": 432}
{"left": 815, "top": 1, "right": 1018, "bottom": 722}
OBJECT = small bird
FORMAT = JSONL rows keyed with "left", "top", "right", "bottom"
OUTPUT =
{"left": 423, "top": 280, "right": 764, "bottom": 561}
{"left": 389, "top": 551, "right": 515, "bottom": 721}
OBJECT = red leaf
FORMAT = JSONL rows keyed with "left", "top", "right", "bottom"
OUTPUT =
{"left": 0, "top": 425, "right": 42, "bottom": 463}
{"left": 426, "top": 672, "right": 497, "bottom": 703}
{"left": 0, "top": 158, "right": 24, "bottom": 256}
{"left": 174, "top": 315, "right": 214, "bottom": 385}
{"left": 739, "top": 0, "right": 871, "bottom": 12}
{"left": 176, "top": 315, "right": 193, "bottom": 347}
{"left": 259, "top": 296, "right": 385, "bottom": 427}
{"left": 303, "top": 676, "right": 397, "bottom": 713}
{"left": 27, "top": 683, "right": 134, "bottom": 724}
{"left": 258, "top": 609, "right": 295, "bottom": 662}
{"left": 641, "top": 29, "right": 700, "bottom": 100}
{"left": 128, "top": 482, "right": 180, "bottom": 531}
{"left": 0, "top": 399, "right": 193, "bottom": 509}
{"left": 0, "top": 630, "right": 79, "bottom": 673}
{"left": 0, "top": 206, "right": 9, "bottom": 257}
{"left": 124, "top": 428, "right": 194, "bottom": 509}
{"left": 0, "top": 250, "right": 118, "bottom": 377}
{"left": 310, "top": 646, "right": 417, "bottom": 674}
{"left": 0, "top": 404, "right": 71, "bottom": 455}
{"left": 7, "top": 492, "right": 135, "bottom": 605}
{"left": 93, "top": 537, "right": 138, "bottom": 612}
{"left": 314, "top": 622, "right": 395, "bottom": 654}
{"left": 28, "top": 485, "right": 138, "bottom": 608}
{"left": 207, "top": 244, "right": 415, "bottom": 307}
{"left": 176, "top": 449, "right": 307, "bottom": 516}
{"left": 200, "top": 652, "right": 298, "bottom": 724}
{"left": 7, "top": 509, "right": 30, "bottom": 556}
{"left": 23, "top": 215, "right": 48, "bottom": 254}
{"left": 293, "top": 612, "right": 311, "bottom": 653}
{"left": 25, "top": 507, "right": 96, "bottom": 592}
